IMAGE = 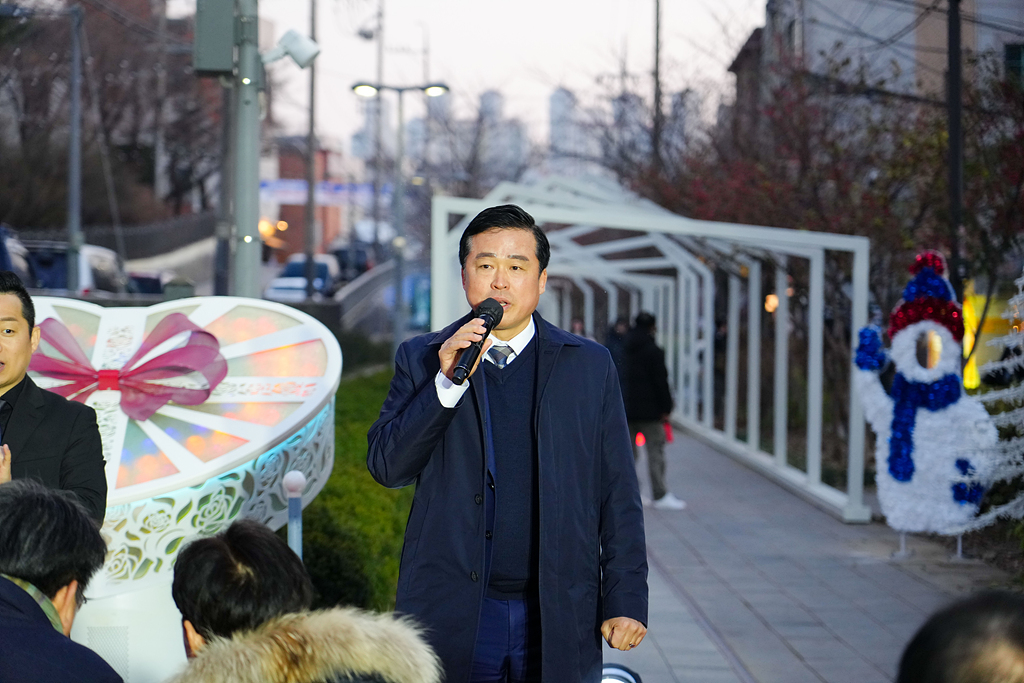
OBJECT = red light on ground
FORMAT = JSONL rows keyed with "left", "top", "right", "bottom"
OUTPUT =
{"left": 635, "top": 432, "right": 646, "bottom": 447}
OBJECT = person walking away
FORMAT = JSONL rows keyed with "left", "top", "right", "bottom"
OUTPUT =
{"left": 623, "top": 312, "right": 685, "bottom": 510}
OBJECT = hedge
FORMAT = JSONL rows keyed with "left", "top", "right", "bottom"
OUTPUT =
{"left": 301, "top": 368, "right": 413, "bottom": 611}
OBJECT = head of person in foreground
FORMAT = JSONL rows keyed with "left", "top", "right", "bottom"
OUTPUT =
{"left": 0, "top": 479, "right": 105, "bottom": 636}
{"left": 898, "top": 590, "right": 1024, "bottom": 683}
{"left": 170, "top": 518, "right": 442, "bottom": 683}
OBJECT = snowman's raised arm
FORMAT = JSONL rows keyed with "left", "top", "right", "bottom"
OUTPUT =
{"left": 855, "top": 326, "right": 893, "bottom": 429}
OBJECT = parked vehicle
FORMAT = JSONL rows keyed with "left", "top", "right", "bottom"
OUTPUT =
{"left": 332, "top": 242, "right": 375, "bottom": 283}
{"left": 22, "top": 241, "right": 128, "bottom": 294}
{"left": 127, "top": 271, "right": 171, "bottom": 295}
{"left": 263, "top": 253, "right": 340, "bottom": 302}
{"left": 0, "top": 225, "right": 35, "bottom": 286}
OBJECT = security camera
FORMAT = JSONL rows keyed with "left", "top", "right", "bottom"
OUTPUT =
{"left": 262, "top": 29, "right": 320, "bottom": 69}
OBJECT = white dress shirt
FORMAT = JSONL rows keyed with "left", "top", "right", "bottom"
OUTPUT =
{"left": 434, "top": 317, "right": 536, "bottom": 408}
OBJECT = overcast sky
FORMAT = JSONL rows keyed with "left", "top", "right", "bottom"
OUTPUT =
{"left": 174, "top": 0, "right": 765, "bottom": 151}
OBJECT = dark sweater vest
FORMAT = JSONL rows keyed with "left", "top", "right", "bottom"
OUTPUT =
{"left": 483, "top": 338, "right": 539, "bottom": 600}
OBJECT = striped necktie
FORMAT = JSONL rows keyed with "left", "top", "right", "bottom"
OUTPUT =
{"left": 488, "top": 345, "right": 514, "bottom": 369}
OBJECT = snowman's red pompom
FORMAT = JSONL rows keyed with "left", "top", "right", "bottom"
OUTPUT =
{"left": 909, "top": 251, "right": 947, "bottom": 277}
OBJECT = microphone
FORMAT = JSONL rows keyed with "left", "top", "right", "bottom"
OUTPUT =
{"left": 451, "top": 298, "right": 504, "bottom": 385}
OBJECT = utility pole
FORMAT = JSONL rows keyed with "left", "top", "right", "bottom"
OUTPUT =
{"left": 67, "top": 5, "right": 83, "bottom": 293}
{"left": 947, "top": 0, "right": 964, "bottom": 299}
{"left": 652, "top": 0, "right": 663, "bottom": 172}
{"left": 215, "top": 84, "right": 233, "bottom": 295}
{"left": 371, "top": 0, "right": 384, "bottom": 252}
{"left": 154, "top": 0, "right": 169, "bottom": 202}
{"left": 304, "top": 0, "right": 318, "bottom": 299}
{"left": 193, "top": 0, "right": 236, "bottom": 294}
{"left": 232, "top": 0, "right": 261, "bottom": 297}
{"left": 353, "top": 82, "right": 447, "bottom": 359}
{"left": 392, "top": 89, "right": 406, "bottom": 359}
{"left": 421, "top": 25, "right": 430, "bottom": 182}
{"left": 81, "top": 28, "right": 127, "bottom": 264}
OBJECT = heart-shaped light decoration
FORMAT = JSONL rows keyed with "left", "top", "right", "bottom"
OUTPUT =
{"left": 29, "top": 296, "right": 342, "bottom": 596}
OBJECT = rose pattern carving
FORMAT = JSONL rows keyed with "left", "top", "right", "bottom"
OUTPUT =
{"left": 91, "top": 400, "right": 334, "bottom": 598}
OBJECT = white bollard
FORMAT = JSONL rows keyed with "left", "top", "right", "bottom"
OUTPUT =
{"left": 283, "top": 470, "right": 307, "bottom": 560}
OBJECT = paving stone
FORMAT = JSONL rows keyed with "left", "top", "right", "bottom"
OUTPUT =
{"left": 615, "top": 433, "right": 1012, "bottom": 683}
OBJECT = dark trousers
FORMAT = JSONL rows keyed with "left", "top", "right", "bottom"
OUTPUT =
{"left": 470, "top": 596, "right": 542, "bottom": 683}
{"left": 630, "top": 420, "right": 668, "bottom": 500}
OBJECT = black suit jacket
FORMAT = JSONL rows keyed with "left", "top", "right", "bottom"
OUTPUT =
{"left": 0, "top": 577, "right": 123, "bottom": 683}
{"left": 6, "top": 376, "right": 108, "bottom": 522}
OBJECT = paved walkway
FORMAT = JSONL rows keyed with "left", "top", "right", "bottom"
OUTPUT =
{"left": 604, "top": 433, "right": 1011, "bottom": 683}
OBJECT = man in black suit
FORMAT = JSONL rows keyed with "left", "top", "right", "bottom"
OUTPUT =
{"left": 0, "top": 479, "right": 122, "bottom": 682}
{"left": 0, "top": 271, "right": 107, "bottom": 522}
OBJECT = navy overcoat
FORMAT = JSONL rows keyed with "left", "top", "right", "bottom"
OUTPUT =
{"left": 367, "top": 312, "right": 648, "bottom": 683}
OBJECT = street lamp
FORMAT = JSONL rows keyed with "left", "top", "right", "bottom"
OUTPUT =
{"left": 352, "top": 81, "right": 448, "bottom": 357}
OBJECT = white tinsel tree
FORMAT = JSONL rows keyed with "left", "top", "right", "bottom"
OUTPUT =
{"left": 963, "top": 268, "right": 1024, "bottom": 531}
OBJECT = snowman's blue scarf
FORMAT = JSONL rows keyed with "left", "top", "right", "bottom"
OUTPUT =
{"left": 888, "top": 373, "right": 961, "bottom": 482}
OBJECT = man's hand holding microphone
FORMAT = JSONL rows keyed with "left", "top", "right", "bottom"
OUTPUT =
{"left": 439, "top": 298, "right": 504, "bottom": 384}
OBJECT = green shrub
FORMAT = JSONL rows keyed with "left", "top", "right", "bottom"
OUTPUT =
{"left": 336, "top": 331, "right": 392, "bottom": 375}
{"left": 302, "top": 369, "right": 413, "bottom": 612}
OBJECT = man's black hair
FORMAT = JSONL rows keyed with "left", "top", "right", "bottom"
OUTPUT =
{"left": 172, "top": 518, "right": 314, "bottom": 640}
{"left": 634, "top": 312, "right": 656, "bottom": 333}
{"left": 0, "top": 270, "right": 34, "bottom": 330}
{"left": 898, "top": 591, "right": 1024, "bottom": 683}
{"left": 458, "top": 204, "right": 550, "bottom": 272}
{"left": 0, "top": 480, "right": 105, "bottom": 598}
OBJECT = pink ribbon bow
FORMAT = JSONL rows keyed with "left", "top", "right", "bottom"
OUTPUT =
{"left": 29, "top": 313, "right": 228, "bottom": 421}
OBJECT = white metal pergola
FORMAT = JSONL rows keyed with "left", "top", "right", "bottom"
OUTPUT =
{"left": 431, "top": 176, "right": 872, "bottom": 522}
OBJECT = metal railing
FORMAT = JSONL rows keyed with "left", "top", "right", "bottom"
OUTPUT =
{"left": 432, "top": 177, "right": 872, "bottom": 523}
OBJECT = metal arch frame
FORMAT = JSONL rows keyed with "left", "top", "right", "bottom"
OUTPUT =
{"left": 431, "top": 179, "right": 871, "bottom": 523}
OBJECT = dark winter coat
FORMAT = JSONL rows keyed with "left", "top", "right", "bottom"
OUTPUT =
{"left": 165, "top": 607, "right": 442, "bottom": 683}
{"left": 604, "top": 328, "right": 627, "bottom": 386}
{"left": 622, "top": 329, "right": 673, "bottom": 421}
{"left": 0, "top": 577, "right": 122, "bottom": 683}
{"left": 367, "top": 312, "right": 648, "bottom": 683}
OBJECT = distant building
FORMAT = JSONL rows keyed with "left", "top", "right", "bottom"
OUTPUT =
{"left": 726, "top": 27, "right": 763, "bottom": 152}
{"left": 604, "top": 90, "right": 650, "bottom": 166}
{"left": 350, "top": 97, "right": 393, "bottom": 161}
{"left": 267, "top": 137, "right": 348, "bottom": 261}
{"left": 726, "top": 0, "right": 1024, "bottom": 147}
{"left": 751, "top": 0, "right": 1022, "bottom": 97}
{"left": 400, "top": 89, "right": 530, "bottom": 195}
{"left": 549, "top": 88, "right": 583, "bottom": 173}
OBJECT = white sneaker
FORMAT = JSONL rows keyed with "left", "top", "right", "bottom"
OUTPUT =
{"left": 652, "top": 493, "right": 686, "bottom": 510}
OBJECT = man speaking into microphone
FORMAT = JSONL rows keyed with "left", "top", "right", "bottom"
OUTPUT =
{"left": 367, "top": 205, "right": 648, "bottom": 683}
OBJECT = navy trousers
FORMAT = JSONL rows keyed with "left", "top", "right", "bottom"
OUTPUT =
{"left": 470, "top": 597, "right": 542, "bottom": 683}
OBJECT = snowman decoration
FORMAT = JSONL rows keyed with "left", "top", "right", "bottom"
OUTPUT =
{"left": 856, "top": 251, "right": 998, "bottom": 536}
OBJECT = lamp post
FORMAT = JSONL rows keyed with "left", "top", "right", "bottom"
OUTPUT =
{"left": 353, "top": 82, "right": 448, "bottom": 358}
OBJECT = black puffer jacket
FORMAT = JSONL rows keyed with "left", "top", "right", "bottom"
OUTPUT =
{"left": 622, "top": 328, "right": 673, "bottom": 421}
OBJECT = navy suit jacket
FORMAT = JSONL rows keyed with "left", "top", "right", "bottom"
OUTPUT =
{"left": 368, "top": 312, "right": 648, "bottom": 683}
{"left": 6, "top": 376, "right": 107, "bottom": 522}
{"left": 0, "top": 577, "right": 122, "bottom": 683}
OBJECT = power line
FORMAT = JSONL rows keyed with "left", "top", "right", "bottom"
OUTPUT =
{"left": 808, "top": 16, "right": 947, "bottom": 55}
{"left": 865, "top": 0, "right": 1024, "bottom": 37}
{"left": 805, "top": 0, "right": 948, "bottom": 76}
{"left": 78, "top": 0, "right": 190, "bottom": 48}
{"left": 863, "top": 0, "right": 940, "bottom": 50}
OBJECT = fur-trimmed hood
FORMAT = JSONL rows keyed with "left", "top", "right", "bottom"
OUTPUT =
{"left": 166, "top": 607, "right": 442, "bottom": 683}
